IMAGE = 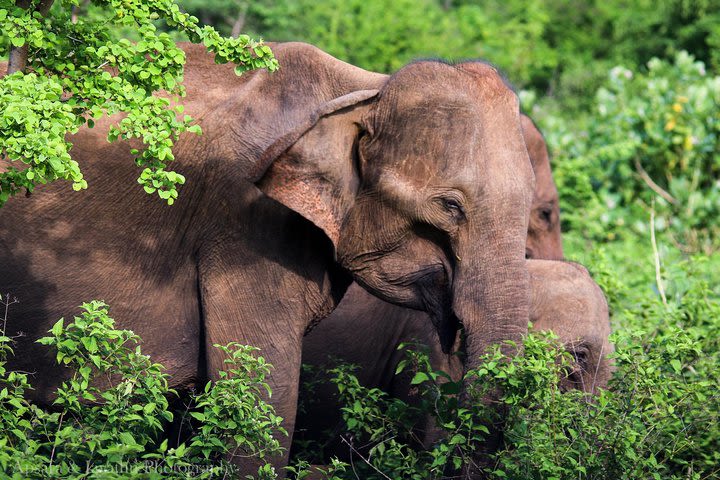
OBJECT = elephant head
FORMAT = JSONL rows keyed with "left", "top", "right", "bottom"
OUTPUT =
{"left": 528, "top": 260, "right": 613, "bottom": 393}
{"left": 521, "top": 115, "right": 563, "bottom": 260}
{"left": 255, "top": 57, "right": 535, "bottom": 382}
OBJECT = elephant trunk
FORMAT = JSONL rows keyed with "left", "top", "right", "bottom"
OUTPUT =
{"left": 452, "top": 222, "right": 530, "bottom": 475}
{"left": 453, "top": 210, "right": 531, "bottom": 359}
{"left": 456, "top": 262, "right": 529, "bottom": 365}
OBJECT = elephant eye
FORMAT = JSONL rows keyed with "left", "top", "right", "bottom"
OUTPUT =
{"left": 539, "top": 207, "right": 553, "bottom": 224}
{"left": 571, "top": 346, "right": 590, "bottom": 372}
{"left": 441, "top": 198, "right": 465, "bottom": 219}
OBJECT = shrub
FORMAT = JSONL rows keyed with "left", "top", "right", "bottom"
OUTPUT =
{"left": 0, "top": 299, "right": 285, "bottom": 479}
{"left": 540, "top": 52, "right": 720, "bottom": 252}
{"left": 292, "top": 256, "right": 720, "bottom": 479}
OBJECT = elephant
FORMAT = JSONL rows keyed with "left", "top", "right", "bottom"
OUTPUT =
{"left": 520, "top": 115, "right": 562, "bottom": 261}
{"left": 0, "top": 43, "right": 534, "bottom": 473}
{"left": 293, "top": 259, "right": 613, "bottom": 464}
{"left": 288, "top": 110, "right": 561, "bottom": 467}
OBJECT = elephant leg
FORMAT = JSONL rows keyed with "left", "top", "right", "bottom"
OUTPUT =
{"left": 191, "top": 180, "right": 349, "bottom": 476}
{"left": 196, "top": 224, "right": 344, "bottom": 476}
{"left": 198, "top": 261, "right": 305, "bottom": 476}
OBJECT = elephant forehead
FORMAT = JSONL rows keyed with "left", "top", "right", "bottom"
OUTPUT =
{"left": 379, "top": 59, "right": 516, "bottom": 108}
{"left": 375, "top": 106, "right": 483, "bottom": 176}
{"left": 371, "top": 60, "right": 519, "bottom": 134}
{"left": 364, "top": 61, "right": 530, "bottom": 198}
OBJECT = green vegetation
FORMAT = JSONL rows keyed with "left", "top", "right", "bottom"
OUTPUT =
{"left": 0, "top": 300, "right": 284, "bottom": 479}
{"left": 296, "top": 258, "right": 719, "bottom": 479}
{"left": 235, "top": 0, "right": 720, "bottom": 108}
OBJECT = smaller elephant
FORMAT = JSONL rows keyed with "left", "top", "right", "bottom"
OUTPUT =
{"left": 293, "top": 259, "right": 612, "bottom": 462}
{"left": 529, "top": 260, "right": 613, "bottom": 394}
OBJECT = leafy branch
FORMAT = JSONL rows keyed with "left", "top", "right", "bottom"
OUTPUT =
{"left": 0, "top": 0, "right": 279, "bottom": 206}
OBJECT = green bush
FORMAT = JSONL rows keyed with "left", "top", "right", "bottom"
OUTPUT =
{"left": 535, "top": 52, "right": 720, "bottom": 253}
{"left": 0, "top": 299, "right": 285, "bottom": 479}
{"left": 200, "top": 0, "right": 720, "bottom": 112}
{"left": 290, "top": 258, "right": 720, "bottom": 480}
{"left": 232, "top": 0, "right": 557, "bottom": 79}
{"left": 592, "top": 52, "right": 720, "bottom": 251}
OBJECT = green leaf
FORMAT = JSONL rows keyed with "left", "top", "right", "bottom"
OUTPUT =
{"left": 175, "top": 443, "right": 186, "bottom": 457}
{"left": 81, "top": 336, "right": 98, "bottom": 353}
{"left": 51, "top": 318, "right": 64, "bottom": 336}
{"left": 410, "top": 372, "right": 429, "bottom": 385}
{"left": 670, "top": 359, "right": 682, "bottom": 373}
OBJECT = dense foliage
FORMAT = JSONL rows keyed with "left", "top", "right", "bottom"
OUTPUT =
{"left": 295, "top": 257, "right": 719, "bottom": 479}
{"left": 176, "top": 0, "right": 720, "bottom": 109}
{"left": 536, "top": 52, "right": 720, "bottom": 254}
{"left": 0, "top": 299, "right": 284, "bottom": 479}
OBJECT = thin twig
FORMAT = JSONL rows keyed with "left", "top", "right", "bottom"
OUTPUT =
{"left": 230, "top": 2, "right": 249, "bottom": 38}
{"left": 340, "top": 435, "right": 392, "bottom": 480}
{"left": 2, "top": 293, "right": 19, "bottom": 334}
{"left": 48, "top": 411, "right": 65, "bottom": 469}
{"left": 176, "top": 393, "right": 194, "bottom": 447}
{"left": 635, "top": 159, "right": 678, "bottom": 205}
{"left": 650, "top": 199, "right": 668, "bottom": 308}
{"left": 590, "top": 341, "right": 605, "bottom": 394}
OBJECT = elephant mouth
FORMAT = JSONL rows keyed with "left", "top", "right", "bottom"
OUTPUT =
{"left": 371, "top": 262, "right": 459, "bottom": 355}
{"left": 340, "top": 227, "right": 459, "bottom": 353}
{"left": 417, "top": 276, "right": 460, "bottom": 354}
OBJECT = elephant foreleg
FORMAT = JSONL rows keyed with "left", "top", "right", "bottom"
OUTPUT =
{"left": 198, "top": 266, "right": 305, "bottom": 476}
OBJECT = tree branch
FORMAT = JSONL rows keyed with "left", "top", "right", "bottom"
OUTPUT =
{"left": 7, "top": 44, "right": 29, "bottom": 75}
{"left": 230, "top": 3, "right": 249, "bottom": 38}
{"left": 634, "top": 158, "right": 678, "bottom": 205}
{"left": 340, "top": 435, "right": 392, "bottom": 480}
{"left": 7, "top": 0, "right": 55, "bottom": 75}
{"left": 650, "top": 199, "right": 668, "bottom": 308}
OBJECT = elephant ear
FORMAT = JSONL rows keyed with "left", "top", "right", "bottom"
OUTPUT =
{"left": 251, "top": 90, "right": 379, "bottom": 247}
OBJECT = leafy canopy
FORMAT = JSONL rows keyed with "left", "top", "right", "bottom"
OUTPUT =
{"left": 0, "top": 0, "right": 278, "bottom": 206}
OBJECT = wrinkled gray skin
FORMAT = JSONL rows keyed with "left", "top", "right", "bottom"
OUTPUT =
{"left": 0, "top": 45, "right": 533, "bottom": 474}
{"left": 295, "top": 260, "right": 612, "bottom": 462}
